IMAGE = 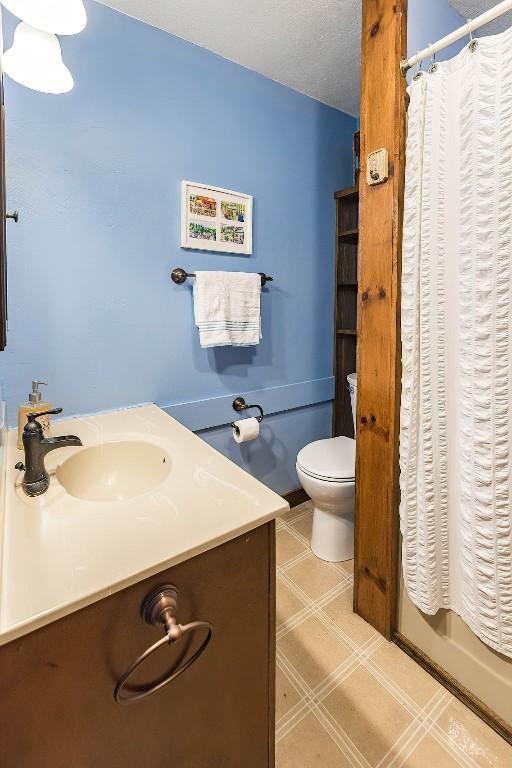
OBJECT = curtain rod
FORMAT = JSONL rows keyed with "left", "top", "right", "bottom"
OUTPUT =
{"left": 400, "top": 0, "right": 512, "bottom": 74}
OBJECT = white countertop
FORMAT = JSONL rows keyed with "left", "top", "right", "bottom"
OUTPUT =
{"left": 0, "top": 404, "right": 288, "bottom": 645}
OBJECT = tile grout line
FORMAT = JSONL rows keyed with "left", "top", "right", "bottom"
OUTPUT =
{"left": 276, "top": 568, "right": 352, "bottom": 617}
{"left": 278, "top": 644, "right": 464, "bottom": 768}
{"left": 278, "top": 633, "right": 487, "bottom": 768}
{"left": 427, "top": 717, "right": 488, "bottom": 768}
{"left": 351, "top": 647, "right": 485, "bottom": 768}
{"left": 281, "top": 574, "right": 464, "bottom": 760}
{"left": 278, "top": 501, "right": 351, "bottom": 574}
{"left": 278, "top": 503, "right": 313, "bottom": 525}
{"left": 315, "top": 611, "right": 482, "bottom": 768}
{"left": 277, "top": 553, "right": 353, "bottom": 600}
{"left": 277, "top": 640, "right": 368, "bottom": 737}
{"left": 277, "top": 529, "right": 456, "bottom": 758}
{"left": 276, "top": 578, "right": 487, "bottom": 768}
{"left": 276, "top": 632, "right": 384, "bottom": 741}
{"left": 277, "top": 547, "right": 313, "bottom": 571}
{"left": 310, "top": 704, "right": 373, "bottom": 768}
{"left": 276, "top": 650, "right": 360, "bottom": 738}
{"left": 278, "top": 506, "right": 311, "bottom": 534}
{"left": 390, "top": 691, "right": 482, "bottom": 768}
{"left": 279, "top": 564, "right": 452, "bottom": 729}
{"left": 277, "top": 569, "right": 378, "bottom": 660}
{"left": 279, "top": 640, "right": 392, "bottom": 768}
{"left": 277, "top": 581, "right": 357, "bottom": 647}
{"left": 277, "top": 566, "right": 352, "bottom": 604}
{"left": 311, "top": 603, "right": 380, "bottom": 656}
{"left": 277, "top": 650, "right": 374, "bottom": 768}
{"left": 374, "top": 690, "right": 452, "bottom": 768}
{"left": 279, "top": 515, "right": 352, "bottom": 578}
{"left": 278, "top": 546, "right": 350, "bottom": 580}
{"left": 276, "top": 588, "right": 347, "bottom": 640}
{"left": 276, "top": 575, "right": 353, "bottom": 638}
{"left": 276, "top": 502, "right": 506, "bottom": 768}
{"left": 281, "top": 509, "right": 311, "bottom": 527}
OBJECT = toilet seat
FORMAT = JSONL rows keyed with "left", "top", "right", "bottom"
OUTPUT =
{"left": 297, "top": 467, "right": 353, "bottom": 483}
{"left": 296, "top": 437, "right": 355, "bottom": 483}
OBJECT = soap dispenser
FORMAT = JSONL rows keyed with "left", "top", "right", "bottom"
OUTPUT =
{"left": 17, "top": 380, "right": 52, "bottom": 450}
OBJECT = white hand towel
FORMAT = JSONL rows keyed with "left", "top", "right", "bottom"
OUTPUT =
{"left": 193, "top": 271, "right": 262, "bottom": 348}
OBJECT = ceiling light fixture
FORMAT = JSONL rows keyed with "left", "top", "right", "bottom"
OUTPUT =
{"left": 1, "top": 0, "right": 86, "bottom": 36}
{"left": 3, "top": 22, "right": 73, "bottom": 94}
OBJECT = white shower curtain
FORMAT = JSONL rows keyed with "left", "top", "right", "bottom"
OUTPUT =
{"left": 400, "top": 27, "right": 512, "bottom": 658}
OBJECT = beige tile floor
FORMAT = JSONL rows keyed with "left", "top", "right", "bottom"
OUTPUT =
{"left": 275, "top": 501, "right": 512, "bottom": 768}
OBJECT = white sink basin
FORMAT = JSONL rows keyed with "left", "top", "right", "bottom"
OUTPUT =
{"left": 2, "top": 405, "right": 289, "bottom": 646}
{"left": 56, "top": 440, "right": 171, "bottom": 502}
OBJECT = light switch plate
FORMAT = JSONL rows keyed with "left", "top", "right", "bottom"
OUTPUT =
{"left": 367, "top": 148, "right": 389, "bottom": 186}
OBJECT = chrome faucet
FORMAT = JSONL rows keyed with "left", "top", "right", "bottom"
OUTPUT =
{"left": 15, "top": 408, "right": 82, "bottom": 497}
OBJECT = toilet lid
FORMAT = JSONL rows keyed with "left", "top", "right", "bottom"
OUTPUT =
{"left": 297, "top": 437, "right": 355, "bottom": 481}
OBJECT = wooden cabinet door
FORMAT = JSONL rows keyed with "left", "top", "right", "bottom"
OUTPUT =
{"left": 0, "top": 523, "right": 275, "bottom": 768}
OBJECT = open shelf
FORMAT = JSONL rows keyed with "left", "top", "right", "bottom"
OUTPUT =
{"left": 338, "top": 228, "right": 359, "bottom": 243}
{"left": 334, "top": 185, "right": 359, "bottom": 201}
{"left": 333, "top": 183, "right": 359, "bottom": 438}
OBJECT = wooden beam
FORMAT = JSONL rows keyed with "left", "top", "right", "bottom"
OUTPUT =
{"left": 354, "top": 0, "right": 407, "bottom": 638}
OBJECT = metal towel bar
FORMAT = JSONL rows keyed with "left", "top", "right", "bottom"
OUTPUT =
{"left": 171, "top": 267, "right": 273, "bottom": 287}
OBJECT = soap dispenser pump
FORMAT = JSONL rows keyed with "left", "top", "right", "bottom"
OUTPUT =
{"left": 17, "top": 380, "right": 52, "bottom": 450}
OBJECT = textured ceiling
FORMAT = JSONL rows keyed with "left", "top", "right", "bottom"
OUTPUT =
{"left": 95, "top": 0, "right": 362, "bottom": 116}
{"left": 449, "top": 1, "right": 512, "bottom": 34}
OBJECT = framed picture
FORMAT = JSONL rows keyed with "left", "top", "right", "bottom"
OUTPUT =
{"left": 181, "top": 180, "right": 253, "bottom": 255}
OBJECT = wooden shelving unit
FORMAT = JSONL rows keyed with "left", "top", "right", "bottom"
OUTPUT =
{"left": 338, "top": 229, "right": 359, "bottom": 243}
{"left": 333, "top": 184, "right": 359, "bottom": 438}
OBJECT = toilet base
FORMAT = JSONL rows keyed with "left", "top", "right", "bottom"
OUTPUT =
{"left": 311, "top": 505, "right": 354, "bottom": 562}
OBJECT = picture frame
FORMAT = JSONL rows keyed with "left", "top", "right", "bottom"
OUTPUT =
{"left": 181, "top": 180, "right": 253, "bottom": 255}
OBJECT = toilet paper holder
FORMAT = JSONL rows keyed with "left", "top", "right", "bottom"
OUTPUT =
{"left": 231, "top": 397, "right": 264, "bottom": 434}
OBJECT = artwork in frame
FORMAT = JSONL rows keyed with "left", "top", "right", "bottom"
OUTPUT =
{"left": 181, "top": 181, "right": 253, "bottom": 255}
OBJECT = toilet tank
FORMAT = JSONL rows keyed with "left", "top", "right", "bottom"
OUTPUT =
{"left": 347, "top": 373, "right": 357, "bottom": 434}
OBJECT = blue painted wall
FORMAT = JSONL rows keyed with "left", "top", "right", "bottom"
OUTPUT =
{"left": 408, "top": 0, "right": 465, "bottom": 65}
{"left": 0, "top": 1, "right": 356, "bottom": 493}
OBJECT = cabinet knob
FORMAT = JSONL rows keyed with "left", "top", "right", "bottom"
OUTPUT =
{"left": 114, "top": 585, "right": 212, "bottom": 704}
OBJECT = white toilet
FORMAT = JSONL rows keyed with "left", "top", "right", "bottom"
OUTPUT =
{"left": 296, "top": 373, "right": 357, "bottom": 562}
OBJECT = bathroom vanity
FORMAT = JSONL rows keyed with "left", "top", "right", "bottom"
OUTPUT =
{"left": 0, "top": 405, "right": 287, "bottom": 768}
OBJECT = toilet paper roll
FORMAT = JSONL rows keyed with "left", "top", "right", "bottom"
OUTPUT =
{"left": 232, "top": 417, "right": 260, "bottom": 444}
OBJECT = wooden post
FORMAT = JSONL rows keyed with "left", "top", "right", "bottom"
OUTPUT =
{"left": 354, "top": 0, "right": 407, "bottom": 638}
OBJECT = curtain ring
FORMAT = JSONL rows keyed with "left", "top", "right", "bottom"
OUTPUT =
{"left": 413, "top": 51, "right": 424, "bottom": 80}
{"left": 467, "top": 19, "right": 479, "bottom": 52}
{"left": 427, "top": 43, "right": 438, "bottom": 73}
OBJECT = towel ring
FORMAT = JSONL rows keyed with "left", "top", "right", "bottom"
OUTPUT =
{"left": 114, "top": 585, "right": 212, "bottom": 704}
